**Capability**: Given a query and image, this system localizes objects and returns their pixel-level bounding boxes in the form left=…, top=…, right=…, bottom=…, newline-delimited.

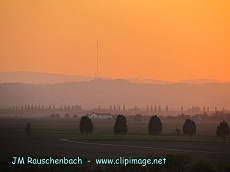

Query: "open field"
left=0, top=118, right=230, bottom=169
left=0, top=118, right=230, bottom=141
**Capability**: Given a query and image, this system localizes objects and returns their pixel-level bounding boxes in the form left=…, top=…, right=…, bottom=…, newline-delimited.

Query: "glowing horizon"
left=1, top=1, right=230, bottom=82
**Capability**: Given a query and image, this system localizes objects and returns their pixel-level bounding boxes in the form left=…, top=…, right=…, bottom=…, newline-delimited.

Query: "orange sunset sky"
left=0, top=0, right=230, bottom=82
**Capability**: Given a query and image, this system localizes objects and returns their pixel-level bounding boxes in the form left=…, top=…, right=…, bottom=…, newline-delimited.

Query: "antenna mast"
left=97, top=38, right=99, bottom=78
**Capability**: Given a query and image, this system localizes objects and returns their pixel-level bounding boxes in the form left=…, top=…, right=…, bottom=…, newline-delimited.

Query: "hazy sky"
left=1, top=0, right=230, bottom=82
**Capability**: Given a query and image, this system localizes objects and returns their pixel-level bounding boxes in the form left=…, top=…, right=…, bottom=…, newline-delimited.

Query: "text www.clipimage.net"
left=95, top=157, right=166, bottom=166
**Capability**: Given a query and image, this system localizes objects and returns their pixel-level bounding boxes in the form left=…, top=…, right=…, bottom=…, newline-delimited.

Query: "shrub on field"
left=176, top=128, right=181, bottom=135
left=133, top=114, right=142, bottom=122
left=73, top=114, right=78, bottom=118
left=50, top=113, right=60, bottom=118
left=64, top=113, right=70, bottom=118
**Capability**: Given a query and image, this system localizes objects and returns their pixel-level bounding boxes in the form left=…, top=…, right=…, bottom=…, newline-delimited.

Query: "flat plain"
left=0, top=118, right=230, bottom=166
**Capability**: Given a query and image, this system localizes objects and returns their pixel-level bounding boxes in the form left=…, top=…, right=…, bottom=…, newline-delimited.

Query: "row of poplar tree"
left=79, top=115, right=230, bottom=142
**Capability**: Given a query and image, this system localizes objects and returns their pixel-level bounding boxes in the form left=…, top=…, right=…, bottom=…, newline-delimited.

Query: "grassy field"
left=0, top=118, right=230, bottom=171
left=0, top=118, right=229, bottom=142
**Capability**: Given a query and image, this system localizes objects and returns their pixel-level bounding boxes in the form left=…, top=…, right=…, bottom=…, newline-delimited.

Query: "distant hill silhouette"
left=129, top=78, right=173, bottom=84
left=0, top=78, right=229, bottom=110
left=0, top=71, right=224, bottom=84
left=180, top=79, right=220, bottom=84
left=0, top=71, right=94, bottom=84
left=0, top=71, right=172, bottom=84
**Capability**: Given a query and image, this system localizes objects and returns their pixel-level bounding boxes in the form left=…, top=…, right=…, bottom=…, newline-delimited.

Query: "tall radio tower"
left=97, top=37, right=99, bottom=78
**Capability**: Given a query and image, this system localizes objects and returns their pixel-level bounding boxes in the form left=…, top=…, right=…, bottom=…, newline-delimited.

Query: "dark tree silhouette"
left=123, top=104, right=126, bottom=111
left=158, top=105, right=161, bottom=112
left=113, top=114, right=128, bottom=140
left=25, top=122, right=32, bottom=138
left=150, top=105, right=153, bottom=112
left=216, top=121, right=229, bottom=142
left=148, top=115, right=162, bottom=140
left=117, top=105, right=120, bottom=111
left=146, top=106, right=149, bottom=112
left=80, top=116, right=93, bottom=140
left=203, top=106, right=206, bottom=113
left=113, top=105, right=116, bottom=111
left=166, top=105, right=168, bottom=112
left=183, top=119, right=196, bottom=141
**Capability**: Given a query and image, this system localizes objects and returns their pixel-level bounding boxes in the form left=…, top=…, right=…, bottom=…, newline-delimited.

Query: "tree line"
left=79, top=114, right=230, bottom=142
